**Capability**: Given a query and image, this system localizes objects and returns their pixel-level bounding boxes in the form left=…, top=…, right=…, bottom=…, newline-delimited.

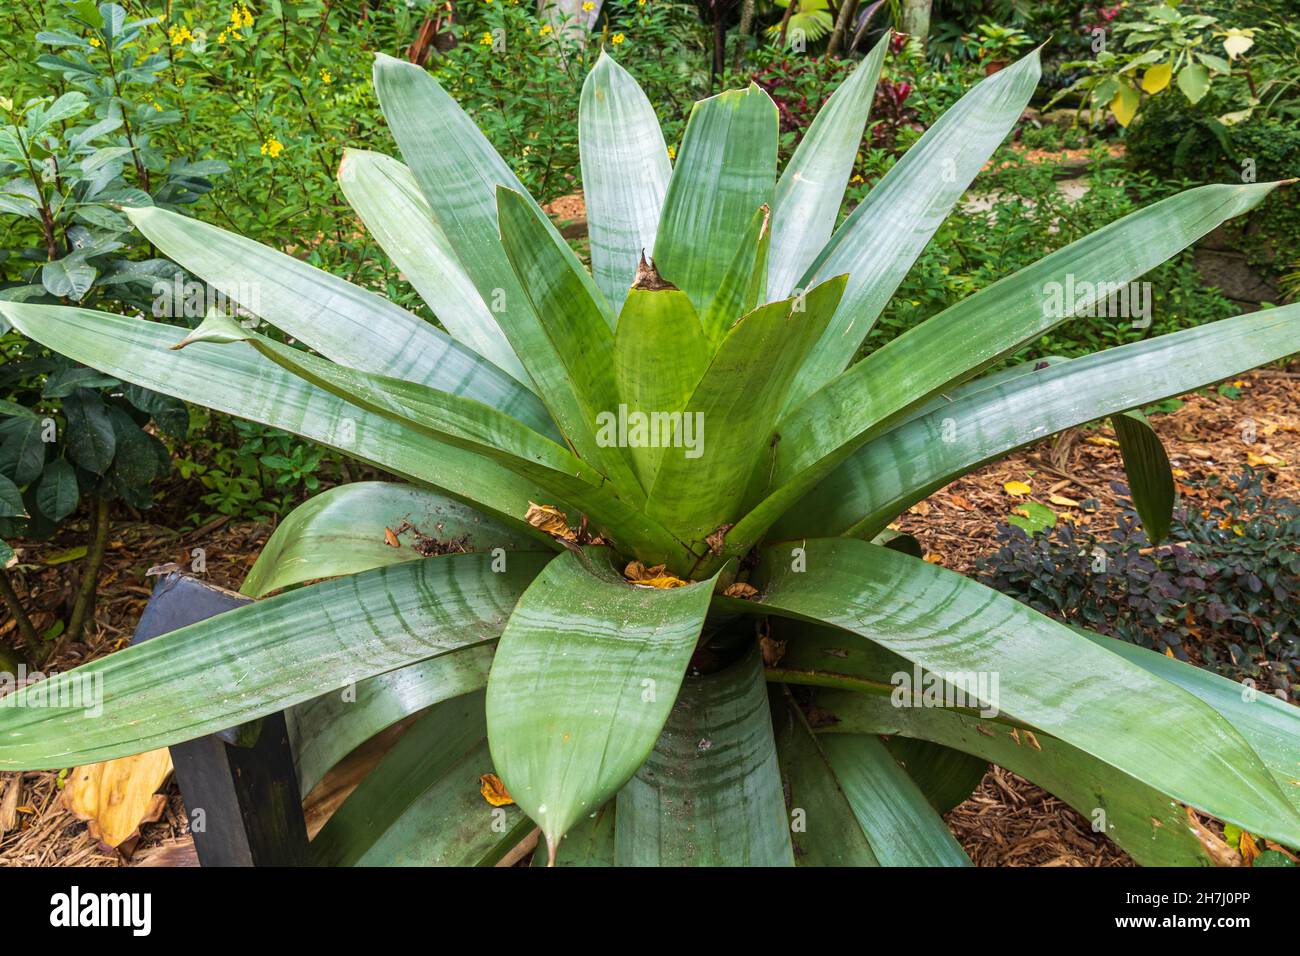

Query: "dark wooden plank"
left=132, top=570, right=309, bottom=866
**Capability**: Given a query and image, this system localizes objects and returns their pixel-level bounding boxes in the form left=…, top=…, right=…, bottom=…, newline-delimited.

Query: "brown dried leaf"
left=479, top=772, right=514, bottom=807
left=624, top=560, right=686, bottom=588
left=723, top=582, right=759, bottom=600
left=383, top=526, right=400, bottom=548
left=524, top=502, right=577, bottom=541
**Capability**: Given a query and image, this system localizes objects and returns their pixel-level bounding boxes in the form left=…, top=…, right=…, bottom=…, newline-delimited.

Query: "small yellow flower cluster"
left=319, top=68, right=332, bottom=83
left=88, top=36, right=101, bottom=48
left=582, top=1, right=594, bottom=9
left=539, top=23, right=553, bottom=35
left=218, top=4, right=254, bottom=45
left=479, top=31, right=494, bottom=46
left=667, top=144, right=676, bottom=160
left=612, top=32, right=624, bottom=44
left=168, top=24, right=195, bottom=46
left=260, top=137, right=285, bottom=158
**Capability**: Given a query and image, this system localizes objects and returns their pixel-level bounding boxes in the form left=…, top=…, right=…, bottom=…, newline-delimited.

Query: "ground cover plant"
left=2, top=12, right=1300, bottom=868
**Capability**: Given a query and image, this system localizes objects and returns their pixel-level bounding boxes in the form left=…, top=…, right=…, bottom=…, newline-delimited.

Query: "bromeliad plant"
left=2, top=35, right=1300, bottom=867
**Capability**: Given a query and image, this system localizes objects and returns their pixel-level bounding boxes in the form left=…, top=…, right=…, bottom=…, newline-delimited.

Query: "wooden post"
left=132, top=570, right=309, bottom=866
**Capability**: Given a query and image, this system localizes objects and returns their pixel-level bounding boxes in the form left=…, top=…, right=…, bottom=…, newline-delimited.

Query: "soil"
left=1, top=365, right=1296, bottom=868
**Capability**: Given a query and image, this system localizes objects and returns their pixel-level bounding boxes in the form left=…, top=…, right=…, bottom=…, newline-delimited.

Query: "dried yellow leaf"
left=1048, top=494, right=1080, bottom=508
left=1246, top=452, right=1283, bottom=466
left=624, top=560, right=686, bottom=588
left=723, top=582, right=759, bottom=600
left=1084, top=436, right=1120, bottom=448
left=63, top=749, right=173, bottom=853
left=524, top=501, right=577, bottom=541
left=1003, top=480, right=1032, bottom=496
left=383, top=526, right=400, bottom=548
left=479, top=772, right=514, bottom=807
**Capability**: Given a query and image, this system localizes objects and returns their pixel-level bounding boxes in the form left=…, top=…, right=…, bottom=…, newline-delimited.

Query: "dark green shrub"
left=978, top=468, right=1300, bottom=700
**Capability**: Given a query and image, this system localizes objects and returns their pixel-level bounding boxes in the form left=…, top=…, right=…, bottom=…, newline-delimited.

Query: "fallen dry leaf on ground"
left=63, top=750, right=173, bottom=856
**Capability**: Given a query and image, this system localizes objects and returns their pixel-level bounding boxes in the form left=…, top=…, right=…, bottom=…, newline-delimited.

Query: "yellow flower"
left=612, top=33, right=625, bottom=44
left=319, top=68, right=332, bottom=83
left=582, top=1, right=594, bottom=8
left=638, top=0, right=646, bottom=5
left=667, top=144, right=676, bottom=160
left=231, top=4, right=253, bottom=29
left=260, top=137, right=285, bottom=158
left=168, top=25, right=195, bottom=47
left=217, top=30, right=228, bottom=45
left=479, top=31, right=494, bottom=46
left=88, top=37, right=101, bottom=47
left=539, top=23, right=552, bottom=35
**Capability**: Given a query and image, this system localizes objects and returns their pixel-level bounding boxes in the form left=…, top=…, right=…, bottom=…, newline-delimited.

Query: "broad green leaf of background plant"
left=485, top=549, right=716, bottom=863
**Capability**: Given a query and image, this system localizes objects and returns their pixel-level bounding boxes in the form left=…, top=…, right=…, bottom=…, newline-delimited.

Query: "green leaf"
left=41, top=256, right=97, bottom=300
left=0, top=474, right=26, bottom=519
left=884, top=737, right=988, bottom=816
left=177, top=312, right=677, bottom=563
left=784, top=49, right=1041, bottom=408
left=819, top=733, right=972, bottom=866
left=770, top=686, right=880, bottom=865
left=646, top=275, right=846, bottom=547
left=0, top=551, right=551, bottom=769
left=336, top=149, right=528, bottom=386
left=776, top=306, right=1300, bottom=540
left=536, top=802, right=617, bottom=867
left=310, top=691, right=531, bottom=867
left=42, top=366, right=119, bottom=398
left=614, top=645, right=794, bottom=866
left=371, top=54, right=552, bottom=388
left=0, top=303, right=558, bottom=540
left=485, top=549, right=716, bottom=860
left=1075, top=628, right=1300, bottom=814
left=242, top=481, right=544, bottom=599
left=288, top=643, right=497, bottom=796
left=35, top=459, right=78, bottom=522
left=496, top=186, right=644, bottom=499
left=652, top=85, right=778, bottom=317
left=61, top=389, right=114, bottom=474
left=745, top=538, right=1300, bottom=848
left=1112, top=410, right=1174, bottom=545
left=814, top=690, right=1223, bottom=866
left=1007, top=500, right=1056, bottom=534
left=1177, top=63, right=1211, bottom=103
left=768, top=34, right=887, bottom=301
left=612, top=287, right=711, bottom=489
left=714, top=182, right=1282, bottom=569
left=580, top=51, right=672, bottom=312
left=125, top=206, right=543, bottom=423
left=0, top=416, right=47, bottom=486
left=698, top=204, right=771, bottom=345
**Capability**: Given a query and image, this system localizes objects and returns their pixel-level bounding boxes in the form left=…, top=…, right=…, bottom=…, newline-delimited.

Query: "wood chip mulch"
left=1, top=367, right=1296, bottom=867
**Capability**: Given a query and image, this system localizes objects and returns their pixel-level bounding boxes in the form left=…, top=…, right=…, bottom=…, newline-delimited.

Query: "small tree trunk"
left=0, top=569, right=38, bottom=662
left=733, top=0, right=755, bottom=69
left=61, top=495, right=110, bottom=655
left=776, top=0, right=796, bottom=48
left=900, top=0, right=931, bottom=47
left=711, top=14, right=727, bottom=91
left=827, top=0, right=858, bottom=57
